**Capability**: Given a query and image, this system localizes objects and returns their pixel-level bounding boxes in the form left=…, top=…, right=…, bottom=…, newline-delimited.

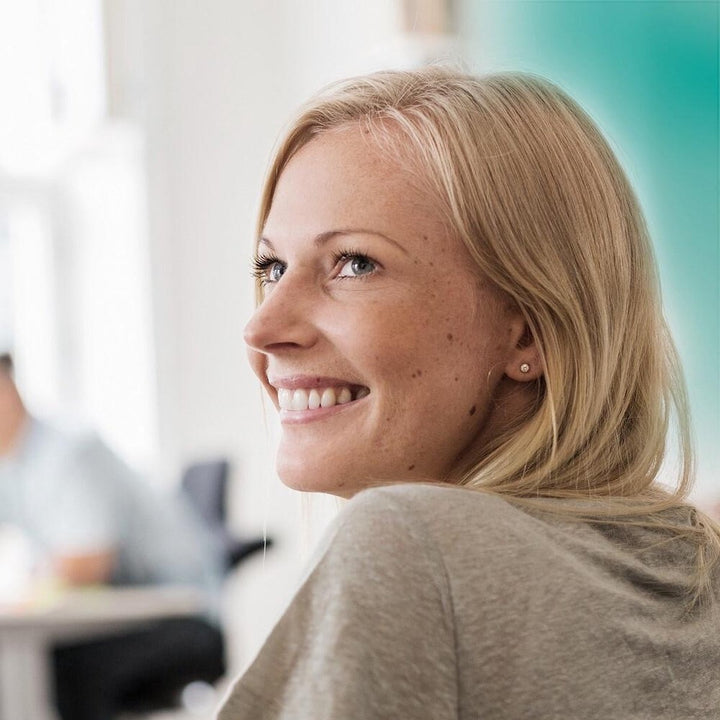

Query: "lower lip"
left=278, top=396, right=368, bottom=425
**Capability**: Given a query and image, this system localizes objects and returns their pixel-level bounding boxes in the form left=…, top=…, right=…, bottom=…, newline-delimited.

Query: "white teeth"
left=291, top=389, right=308, bottom=411
left=276, top=385, right=369, bottom=411
left=320, top=388, right=336, bottom=408
left=278, top=388, right=292, bottom=410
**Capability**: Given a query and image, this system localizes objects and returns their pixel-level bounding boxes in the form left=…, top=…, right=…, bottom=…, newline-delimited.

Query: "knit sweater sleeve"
left=218, top=487, right=458, bottom=720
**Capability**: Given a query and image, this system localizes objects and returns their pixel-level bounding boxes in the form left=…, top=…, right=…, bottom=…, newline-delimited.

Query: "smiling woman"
left=220, top=67, right=720, bottom=719
left=243, top=125, right=536, bottom=496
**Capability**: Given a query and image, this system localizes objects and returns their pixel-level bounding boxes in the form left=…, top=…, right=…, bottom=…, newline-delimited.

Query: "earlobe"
left=506, top=357, right=543, bottom=382
left=505, top=318, right=543, bottom=382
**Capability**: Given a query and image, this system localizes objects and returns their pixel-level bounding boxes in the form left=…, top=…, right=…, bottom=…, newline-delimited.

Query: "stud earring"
left=519, top=363, right=530, bottom=374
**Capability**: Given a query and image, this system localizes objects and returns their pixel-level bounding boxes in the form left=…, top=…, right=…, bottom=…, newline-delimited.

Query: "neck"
left=453, top=376, right=540, bottom=481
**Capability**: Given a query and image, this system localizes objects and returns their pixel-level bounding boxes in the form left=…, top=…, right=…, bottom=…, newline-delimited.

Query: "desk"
left=0, top=585, right=205, bottom=720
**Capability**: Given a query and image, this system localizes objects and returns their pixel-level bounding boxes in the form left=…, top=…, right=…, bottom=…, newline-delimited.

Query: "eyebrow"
left=258, top=229, right=408, bottom=254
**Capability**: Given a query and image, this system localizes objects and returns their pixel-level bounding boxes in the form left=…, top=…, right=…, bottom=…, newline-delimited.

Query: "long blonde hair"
left=256, top=66, right=720, bottom=598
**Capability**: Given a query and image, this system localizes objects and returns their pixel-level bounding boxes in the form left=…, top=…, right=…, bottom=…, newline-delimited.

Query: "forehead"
left=263, top=125, right=448, bottom=248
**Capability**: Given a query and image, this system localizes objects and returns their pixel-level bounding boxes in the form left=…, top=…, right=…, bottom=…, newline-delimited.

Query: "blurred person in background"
left=0, top=351, right=225, bottom=720
left=218, top=67, right=720, bottom=719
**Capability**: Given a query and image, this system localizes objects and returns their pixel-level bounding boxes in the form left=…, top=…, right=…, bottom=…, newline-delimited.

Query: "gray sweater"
left=219, top=484, right=720, bottom=719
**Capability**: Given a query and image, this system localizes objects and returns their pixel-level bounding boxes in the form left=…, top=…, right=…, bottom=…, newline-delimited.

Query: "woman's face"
left=245, top=125, right=531, bottom=497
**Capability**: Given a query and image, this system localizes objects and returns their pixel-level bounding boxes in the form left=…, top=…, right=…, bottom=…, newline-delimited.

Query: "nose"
left=243, top=274, right=319, bottom=354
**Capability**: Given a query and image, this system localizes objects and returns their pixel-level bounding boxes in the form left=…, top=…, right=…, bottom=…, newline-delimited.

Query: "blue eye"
left=268, top=262, right=285, bottom=282
left=251, top=254, right=286, bottom=285
left=337, top=254, right=376, bottom=278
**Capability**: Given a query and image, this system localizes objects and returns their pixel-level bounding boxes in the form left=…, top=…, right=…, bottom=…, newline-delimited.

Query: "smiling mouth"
left=278, top=386, right=370, bottom=411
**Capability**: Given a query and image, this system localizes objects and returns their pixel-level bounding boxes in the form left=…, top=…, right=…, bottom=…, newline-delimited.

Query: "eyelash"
left=250, top=248, right=377, bottom=284
left=332, top=248, right=377, bottom=278
left=251, top=253, right=282, bottom=285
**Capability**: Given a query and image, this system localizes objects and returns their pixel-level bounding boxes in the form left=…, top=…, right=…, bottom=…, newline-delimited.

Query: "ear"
left=503, top=315, right=543, bottom=382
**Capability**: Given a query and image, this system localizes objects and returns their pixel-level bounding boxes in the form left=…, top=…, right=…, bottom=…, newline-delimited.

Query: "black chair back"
left=181, top=459, right=230, bottom=527
left=180, top=458, right=273, bottom=572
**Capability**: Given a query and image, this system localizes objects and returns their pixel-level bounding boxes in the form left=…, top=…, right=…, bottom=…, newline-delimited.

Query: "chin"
left=276, top=461, right=363, bottom=497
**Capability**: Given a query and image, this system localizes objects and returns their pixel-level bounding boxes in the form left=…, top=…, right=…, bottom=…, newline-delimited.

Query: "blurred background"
left=0, top=0, right=717, bottom=716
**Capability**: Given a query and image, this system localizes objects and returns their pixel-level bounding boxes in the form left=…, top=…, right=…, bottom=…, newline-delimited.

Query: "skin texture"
left=244, top=125, right=540, bottom=497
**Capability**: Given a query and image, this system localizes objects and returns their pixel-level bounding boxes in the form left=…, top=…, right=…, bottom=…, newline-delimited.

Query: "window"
left=0, top=0, right=157, bottom=471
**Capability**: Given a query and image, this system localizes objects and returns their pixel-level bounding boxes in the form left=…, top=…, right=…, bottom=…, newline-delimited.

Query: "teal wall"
left=460, top=1, right=719, bottom=498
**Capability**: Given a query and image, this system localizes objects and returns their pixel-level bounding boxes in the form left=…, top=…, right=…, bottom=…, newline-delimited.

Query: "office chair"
left=181, top=458, right=273, bottom=570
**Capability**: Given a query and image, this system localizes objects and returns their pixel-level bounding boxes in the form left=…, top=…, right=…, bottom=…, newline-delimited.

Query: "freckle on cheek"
left=407, top=464, right=415, bottom=471
left=447, top=333, right=453, bottom=341
left=416, top=369, right=422, bottom=376
left=454, top=377, right=459, bottom=382
left=469, top=405, right=476, bottom=416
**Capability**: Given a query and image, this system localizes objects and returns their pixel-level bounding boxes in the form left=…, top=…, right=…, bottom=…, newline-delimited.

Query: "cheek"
left=371, top=322, right=491, bottom=412
left=401, top=319, right=504, bottom=420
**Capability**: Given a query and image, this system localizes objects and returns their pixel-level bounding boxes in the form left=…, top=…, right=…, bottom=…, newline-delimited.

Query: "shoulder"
left=300, top=485, right=490, bottom=607
left=336, top=482, right=532, bottom=545
left=23, top=418, right=115, bottom=472
left=324, top=484, right=588, bottom=587
left=348, top=481, right=526, bottom=515
left=279, top=485, right=465, bottom=655
left=320, top=483, right=465, bottom=555
left=311, top=483, right=532, bottom=586
left=221, top=497, right=460, bottom=720
left=65, top=430, right=143, bottom=494
left=27, top=421, right=144, bottom=505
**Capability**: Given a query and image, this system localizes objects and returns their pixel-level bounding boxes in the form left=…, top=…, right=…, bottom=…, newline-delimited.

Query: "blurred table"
left=0, top=585, right=205, bottom=720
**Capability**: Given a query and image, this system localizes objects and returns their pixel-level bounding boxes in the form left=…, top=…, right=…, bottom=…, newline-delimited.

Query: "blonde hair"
left=255, top=66, right=720, bottom=599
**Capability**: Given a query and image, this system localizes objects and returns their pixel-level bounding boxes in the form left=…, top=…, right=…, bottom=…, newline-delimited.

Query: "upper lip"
left=268, top=375, right=367, bottom=390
